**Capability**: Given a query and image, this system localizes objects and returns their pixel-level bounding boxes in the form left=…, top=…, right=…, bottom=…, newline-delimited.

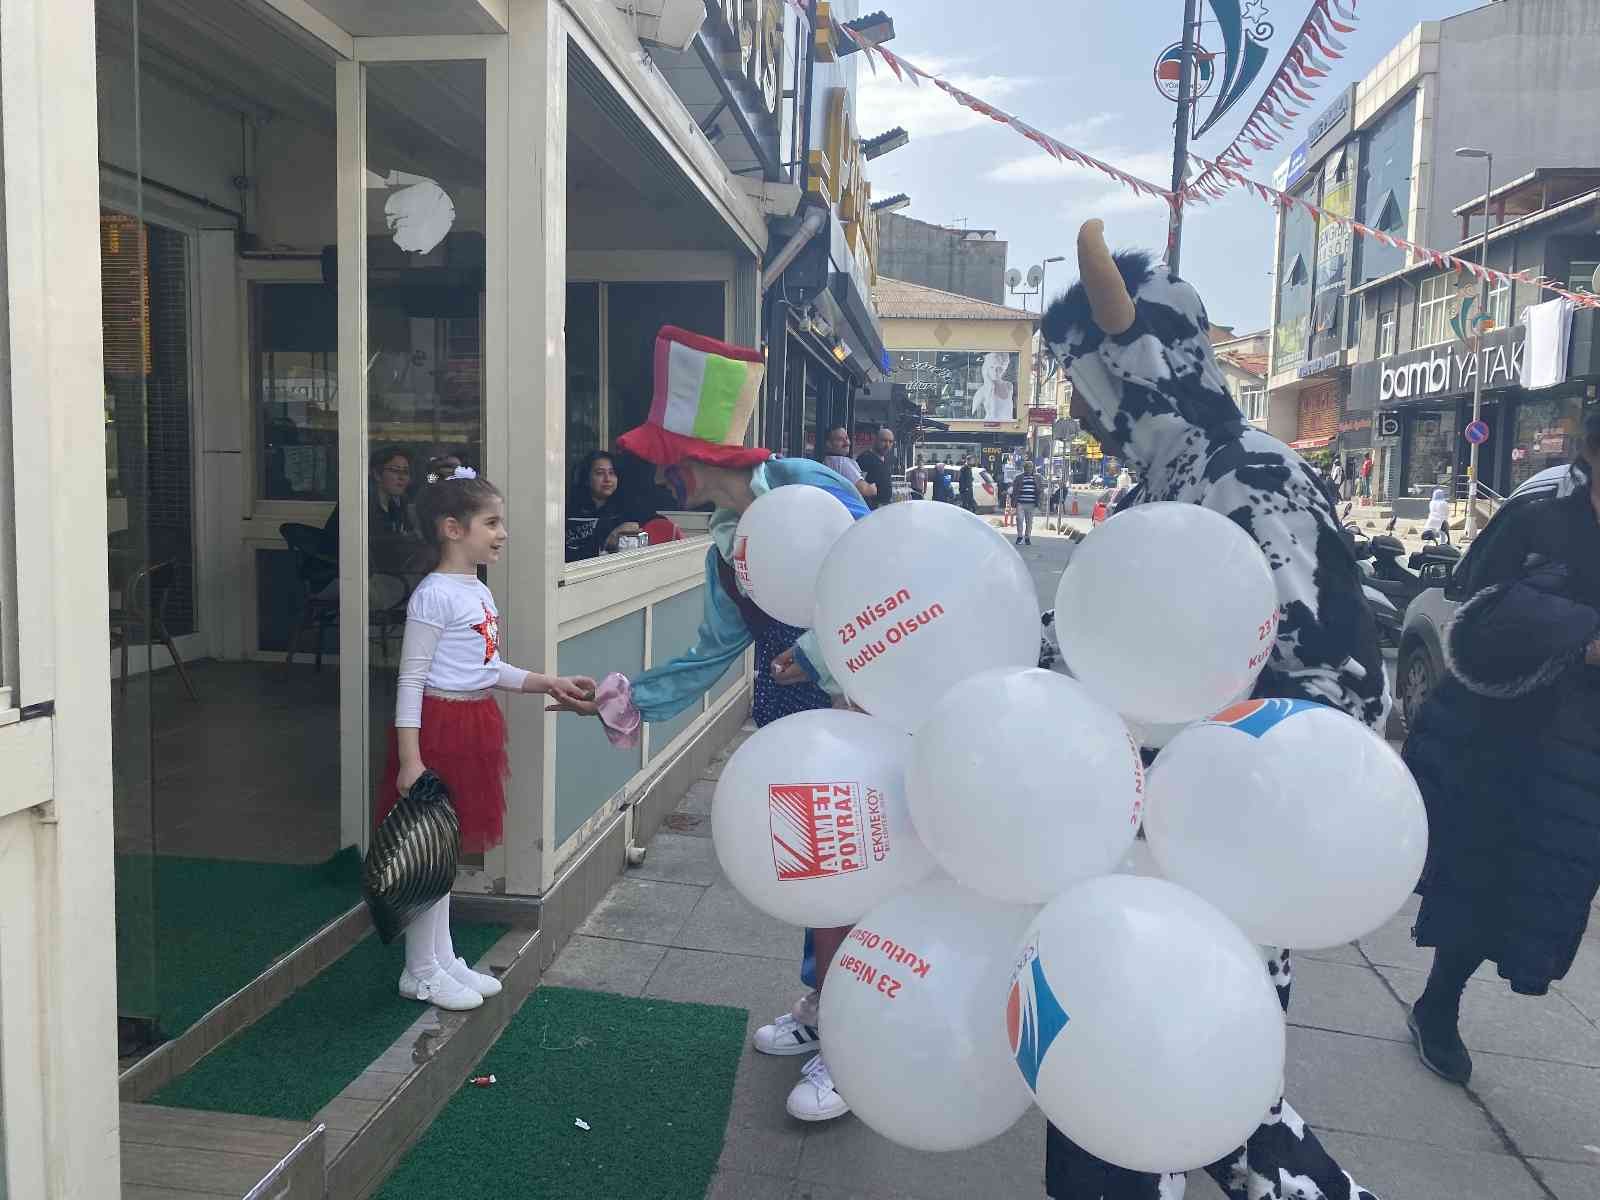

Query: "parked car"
left=1397, top=464, right=1575, bottom=731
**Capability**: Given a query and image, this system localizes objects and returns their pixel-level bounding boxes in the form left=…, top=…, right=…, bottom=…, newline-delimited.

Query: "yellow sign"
left=809, top=87, right=877, bottom=286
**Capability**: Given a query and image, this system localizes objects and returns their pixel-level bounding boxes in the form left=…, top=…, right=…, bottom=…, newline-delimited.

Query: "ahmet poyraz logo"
left=1007, top=944, right=1069, bottom=1093
left=1206, top=697, right=1319, bottom=739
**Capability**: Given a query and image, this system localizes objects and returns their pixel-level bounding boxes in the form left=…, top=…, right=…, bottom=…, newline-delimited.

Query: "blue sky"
left=858, top=1, right=1474, bottom=332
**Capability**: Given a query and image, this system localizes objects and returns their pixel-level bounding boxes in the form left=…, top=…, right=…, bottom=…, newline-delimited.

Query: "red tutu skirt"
left=378, top=693, right=509, bottom=854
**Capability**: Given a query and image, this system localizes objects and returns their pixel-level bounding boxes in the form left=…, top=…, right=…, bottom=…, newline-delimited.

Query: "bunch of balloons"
left=712, top=494, right=1428, bottom=1171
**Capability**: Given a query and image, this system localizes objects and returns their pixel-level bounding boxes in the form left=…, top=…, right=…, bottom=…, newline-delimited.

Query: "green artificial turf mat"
left=376, top=987, right=747, bottom=1200
left=116, top=849, right=363, bottom=1035
left=152, top=922, right=507, bottom=1120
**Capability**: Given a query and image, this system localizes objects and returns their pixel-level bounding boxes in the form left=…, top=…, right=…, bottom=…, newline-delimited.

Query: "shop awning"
left=1290, top=436, right=1333, bottom=450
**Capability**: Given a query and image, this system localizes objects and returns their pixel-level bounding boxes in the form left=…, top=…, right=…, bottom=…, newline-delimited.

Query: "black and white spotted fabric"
left=1040, top=251, right=1388, bottom=729
left=1040, top=254, right=1384, bottom=1200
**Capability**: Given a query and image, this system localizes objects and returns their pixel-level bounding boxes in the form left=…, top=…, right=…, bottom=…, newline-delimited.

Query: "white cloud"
left=985, top=147, right=1171, bottom=186
left=854, top=54, right=1030, bottom=139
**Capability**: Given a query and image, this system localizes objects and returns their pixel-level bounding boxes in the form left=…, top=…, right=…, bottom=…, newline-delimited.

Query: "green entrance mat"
left=152, top=922, right=507, bottom=1121
left=116, top=849, right=363, bottom=1036
left=377, top=988, right=747, bottom=1200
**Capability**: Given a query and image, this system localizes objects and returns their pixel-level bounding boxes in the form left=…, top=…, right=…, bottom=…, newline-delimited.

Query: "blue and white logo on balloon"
left=1007, top=943, right=1069, bottom=1093
left=1205, top=697, right=1319, bottom=739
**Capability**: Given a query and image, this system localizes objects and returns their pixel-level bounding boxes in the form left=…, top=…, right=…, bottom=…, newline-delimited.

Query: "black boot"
left=1408, top=1001, right=1472, bottom=1084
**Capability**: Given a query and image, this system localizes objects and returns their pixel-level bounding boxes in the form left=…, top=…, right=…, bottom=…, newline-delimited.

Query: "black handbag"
left=362, top=770, right=461, bottom=944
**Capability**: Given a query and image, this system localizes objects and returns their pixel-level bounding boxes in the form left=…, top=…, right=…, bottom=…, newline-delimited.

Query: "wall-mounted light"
left=863, top=127, right=910, bottom=160
left=871, top=193, right=910, bottom=214
left=838, top=11, right=896, bottom=55
left=831, top=340, right=850, bottom=364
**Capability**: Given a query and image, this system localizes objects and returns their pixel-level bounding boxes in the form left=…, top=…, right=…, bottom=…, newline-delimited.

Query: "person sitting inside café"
left=566, top=449, right=682, bottom=562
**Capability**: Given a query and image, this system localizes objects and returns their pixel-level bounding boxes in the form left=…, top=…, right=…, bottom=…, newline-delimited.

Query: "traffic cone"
left=1070, top=498, right=1080, bottom=516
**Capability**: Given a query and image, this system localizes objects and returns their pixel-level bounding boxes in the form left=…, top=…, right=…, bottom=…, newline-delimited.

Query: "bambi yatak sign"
left=1350, top=326, right=1525, bottom=411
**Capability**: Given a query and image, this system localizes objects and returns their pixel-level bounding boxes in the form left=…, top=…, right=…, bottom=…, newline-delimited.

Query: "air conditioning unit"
left=622, top=0, right=704, bottom=52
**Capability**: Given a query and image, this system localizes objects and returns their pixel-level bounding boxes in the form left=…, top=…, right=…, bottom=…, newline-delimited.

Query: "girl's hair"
left=415, top=469, right=502, bottom=550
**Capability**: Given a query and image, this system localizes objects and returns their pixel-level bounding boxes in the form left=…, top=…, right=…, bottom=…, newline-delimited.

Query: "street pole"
left=1465, top=153, right=1493, bottom=540
left=1166, top=0, right=1201, bottom=275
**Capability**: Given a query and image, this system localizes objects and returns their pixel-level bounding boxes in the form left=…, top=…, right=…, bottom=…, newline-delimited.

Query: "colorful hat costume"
left=616, top=326, right=770, bottom=469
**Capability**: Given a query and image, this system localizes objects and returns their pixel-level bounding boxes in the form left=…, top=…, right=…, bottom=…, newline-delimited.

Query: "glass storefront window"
left=1404, top=409, right=1456, bottom=498
left=888, top=350, right=1020, bottom=423
left=1509, top=393, right=1583, bottom=491
left=567, top=283, right=601, bottom=480
left=1355, top=92, right=1416, bottom=285
left=255, top=283, right=338, bottom=501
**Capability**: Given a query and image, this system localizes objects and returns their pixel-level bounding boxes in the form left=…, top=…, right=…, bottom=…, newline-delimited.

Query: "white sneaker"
left=399, top=967, right=483, bottom=1011
left=445, top=956, right=503, bottom=998
left=753, top=1011, right=821, bottom=1056
left=786, top=1054, right=849, bottom=1122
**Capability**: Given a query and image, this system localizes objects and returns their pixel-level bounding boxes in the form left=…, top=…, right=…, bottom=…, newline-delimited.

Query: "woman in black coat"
left=1403, top=411, right=1600, bottom=1086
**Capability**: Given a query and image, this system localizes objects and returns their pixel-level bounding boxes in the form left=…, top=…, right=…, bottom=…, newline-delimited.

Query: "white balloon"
left=1010, top=875, right=1284, bottom=1173
left=813, top=503, right=1040, bottom=732
left=1115, top=837, right=1163, bottom=878
left=711, top=709, right=936, bottom=927
left=733, top=486, right=855, bottom=628
left=821, top=876, right=1038, bottom=1151
left=909, top=669, right=1144, bottom=904
left=1144, top=698, right=1429, bottom=949
left=1054, top=503, right=1278, bottom=725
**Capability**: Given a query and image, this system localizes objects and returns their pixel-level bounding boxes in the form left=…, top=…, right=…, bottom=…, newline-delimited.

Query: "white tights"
left=403, top=894, right=459, bottom=979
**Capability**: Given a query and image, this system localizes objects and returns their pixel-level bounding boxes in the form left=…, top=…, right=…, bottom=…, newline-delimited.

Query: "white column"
left=0, top=0, right=121, bottom=1193
left=335, top=59, right=372, bottom=851
left=504, top=0, right=566, bottom=895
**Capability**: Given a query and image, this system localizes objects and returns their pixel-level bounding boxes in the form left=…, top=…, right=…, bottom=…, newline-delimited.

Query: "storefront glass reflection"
left=889, top=350, right=1020, bottom=423
left=1510, top=393, right=1583, bottom=490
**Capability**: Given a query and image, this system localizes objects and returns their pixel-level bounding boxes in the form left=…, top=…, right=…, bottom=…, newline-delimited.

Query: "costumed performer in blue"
left=589, top=325, right=869, bottom=1125
left=1037, top=222, right=1387, bottom=1200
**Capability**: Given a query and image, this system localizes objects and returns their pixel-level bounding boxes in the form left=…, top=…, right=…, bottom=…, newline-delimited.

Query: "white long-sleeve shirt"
left=394, top=572, right=529, bottom=728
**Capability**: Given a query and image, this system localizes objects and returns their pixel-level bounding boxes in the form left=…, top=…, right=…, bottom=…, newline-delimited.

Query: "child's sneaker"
left=786, top=1053, right=850, bottom=1122
left=753, top=1011, right=821, bottom=1056
left=445, top=956, right=503, bottom=998
left=399, top=967, right=483, bottom=1011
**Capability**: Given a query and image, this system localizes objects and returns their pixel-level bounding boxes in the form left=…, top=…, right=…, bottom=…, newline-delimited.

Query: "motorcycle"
left=1344, top=521, right=1460, bottom=648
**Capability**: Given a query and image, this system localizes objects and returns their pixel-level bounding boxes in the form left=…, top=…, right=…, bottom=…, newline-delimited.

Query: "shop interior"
left=101, top=0, right=753, bottom=1063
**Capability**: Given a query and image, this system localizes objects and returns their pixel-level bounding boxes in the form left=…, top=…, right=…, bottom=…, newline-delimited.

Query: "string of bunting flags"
left=797, top=0, right=1600, bottom=311
left=1188, top=149, right=1600, bottom=309
left=1184, top=0, right=1359, bottom=203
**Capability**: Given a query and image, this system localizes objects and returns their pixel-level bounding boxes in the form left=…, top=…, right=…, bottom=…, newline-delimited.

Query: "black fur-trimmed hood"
left=1446, top=563, right=1600, bottom=700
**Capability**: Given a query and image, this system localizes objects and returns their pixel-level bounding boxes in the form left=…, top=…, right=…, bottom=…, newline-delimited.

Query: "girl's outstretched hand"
left=540, top=673, right=600, bottom=714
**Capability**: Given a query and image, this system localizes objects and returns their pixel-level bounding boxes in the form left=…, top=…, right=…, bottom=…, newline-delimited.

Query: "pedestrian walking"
left=1036, top=219, right=1385, bottom=1199
left=1360, top=452, right=1374, bottom=499
left=1330, top=458, right=1345, bottom=500
left=1401, top=412, right=1600, bottom=1087
left=958, top=456, right=978, bottom=512
left=1012, top=459, right=1041, bottom=546
left=584, top=327, right=869, bottom=1125
left=381, top=467, right=596, bottom=1013
left=932, top=460, right=956, bottom=504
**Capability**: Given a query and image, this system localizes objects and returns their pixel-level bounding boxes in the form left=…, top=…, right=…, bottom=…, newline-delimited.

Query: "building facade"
left=1263, top=0, right=1600, bottom=495
left=1346, top=170, right=1600, bottom=503
left=874, top=212, right=1008, bottom=305
left=0, top=0, right=882, bottom=1193
left=872, top=277, right=1036, bottom=473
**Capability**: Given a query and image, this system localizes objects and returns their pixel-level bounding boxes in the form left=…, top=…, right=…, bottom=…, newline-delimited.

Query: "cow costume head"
left=1038, top=221, right=1388, bottom=731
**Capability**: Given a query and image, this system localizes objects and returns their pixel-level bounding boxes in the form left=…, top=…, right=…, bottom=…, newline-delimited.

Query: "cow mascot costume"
left=1038, top=221, right=1387, bottom=1200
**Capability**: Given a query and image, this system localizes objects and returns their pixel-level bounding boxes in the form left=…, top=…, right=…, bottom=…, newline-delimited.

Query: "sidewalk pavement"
left=543, top=724, right=1600, bottom=1200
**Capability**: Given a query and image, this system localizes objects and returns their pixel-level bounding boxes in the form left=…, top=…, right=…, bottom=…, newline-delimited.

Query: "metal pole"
left=1465, top=154, right=1493, bottom=539
left=1166, top=0, right=1201, bottom=275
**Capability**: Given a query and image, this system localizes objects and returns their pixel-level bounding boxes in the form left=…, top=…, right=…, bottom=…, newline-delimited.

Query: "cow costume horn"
left=1077, top=220, right=1135, bottom=335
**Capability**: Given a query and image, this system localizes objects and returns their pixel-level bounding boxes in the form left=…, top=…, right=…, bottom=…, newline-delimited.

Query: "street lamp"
left=1455, top=146, right=1493, bottom=539
left=1032, top=256, right=1066, bottom=460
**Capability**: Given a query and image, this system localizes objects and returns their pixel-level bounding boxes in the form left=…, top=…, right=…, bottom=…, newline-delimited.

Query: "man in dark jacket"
left=958, top=456, right=977, bottom=511
left=856, top=427, right=896, bottom=510
left=1402, top=415, right=1600, bottom=1087
left=931, top=461, right=956, bottom=504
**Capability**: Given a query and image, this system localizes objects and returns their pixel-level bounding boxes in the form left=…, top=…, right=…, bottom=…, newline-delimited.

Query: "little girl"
left=378, top=465, right=595, bottom=1011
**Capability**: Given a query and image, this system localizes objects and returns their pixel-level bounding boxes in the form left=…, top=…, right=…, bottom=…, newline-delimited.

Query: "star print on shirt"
left=470, top=603, right=500, bottom=665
